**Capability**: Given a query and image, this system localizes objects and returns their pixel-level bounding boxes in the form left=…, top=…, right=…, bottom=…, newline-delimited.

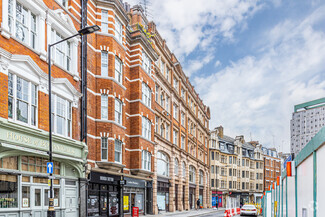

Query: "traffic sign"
left=47, top=162, right=53, bottom=174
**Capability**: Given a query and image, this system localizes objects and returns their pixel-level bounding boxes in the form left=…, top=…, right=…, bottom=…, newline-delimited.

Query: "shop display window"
left=0, top=174, right=18, bottom=208
left=21, top=156, right=60, bottom=175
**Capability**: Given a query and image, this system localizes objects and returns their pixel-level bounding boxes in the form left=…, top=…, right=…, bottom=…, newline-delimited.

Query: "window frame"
left=142, top=82, right=152, bottom=108
left=101, top=51, right=108, bottom=77
left=101, top=94, right=108, bottom=120
left=142, top=116, right=152, bottom=140
left=114, top=139, right=122, bottom=164
left=114, top=17, right=123, bottom=43
left=142, top=150, right=151, bottom=171
left=101, top=10, right=108, bottom=33
left=115, top=56, right=123, bottom=84
left=101, top=137, right=108, bottom=161
left=52, top=94, right=72, bottom=138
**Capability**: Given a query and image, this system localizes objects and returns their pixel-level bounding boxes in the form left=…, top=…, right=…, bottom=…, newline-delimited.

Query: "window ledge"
left=130, top=169, right=153, bottom=177
left=96, top=161, right=125, bottom=171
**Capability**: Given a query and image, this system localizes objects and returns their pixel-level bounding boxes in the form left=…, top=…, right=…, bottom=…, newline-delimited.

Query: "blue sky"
left=129, top=0, right=325, bottom=152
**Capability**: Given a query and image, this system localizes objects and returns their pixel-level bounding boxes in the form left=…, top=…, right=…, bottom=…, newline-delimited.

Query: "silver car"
left=240, top=204, right=257, bottom=216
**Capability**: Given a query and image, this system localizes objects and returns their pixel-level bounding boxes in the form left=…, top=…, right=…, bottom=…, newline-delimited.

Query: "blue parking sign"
left=47, top=162, right=53, bottom=174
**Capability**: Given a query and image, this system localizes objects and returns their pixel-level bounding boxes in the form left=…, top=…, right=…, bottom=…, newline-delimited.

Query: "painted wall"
left=317, top=144, right=325, bottom=217
left=283, top=177, right=286, bottom=217
left=287, top=177, right=296, bottom=217
left=297, top=155, right=313, bottom=217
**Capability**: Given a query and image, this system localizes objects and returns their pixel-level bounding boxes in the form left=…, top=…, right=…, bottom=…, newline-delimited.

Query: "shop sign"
left=132, top=207, right=139, bottom=217
left=123, top=195, right=129, bottom=211
left=2, top=130, right=82, bottom=158
left=124, top=177, right=145, bottom=188
left=91, top=172, right=119, bottom=184
left=120, top=180, right=126, bottom=185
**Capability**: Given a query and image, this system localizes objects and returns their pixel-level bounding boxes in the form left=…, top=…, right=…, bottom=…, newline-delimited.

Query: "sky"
left=128, top=0, right=325, bottom=152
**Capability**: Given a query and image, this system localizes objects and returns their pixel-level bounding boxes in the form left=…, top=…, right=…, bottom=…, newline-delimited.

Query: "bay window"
left=101, top=10, right=108, bottom=33
left=8, top=0, right=37, bottom=49
left=142, top=117, right=151, bottom=140
left=115, top=18, right=123, bottom=43
left=52, top=95, right=72, bottom=137
left=115, top=99, right=122, bottom=124
left=142, top=82, right=151, bottom=107
left=115, top=140, right=122, bottom=163
left=8, top=72, right=37, bottom=126
left=142, top=150, right=151, bottom=171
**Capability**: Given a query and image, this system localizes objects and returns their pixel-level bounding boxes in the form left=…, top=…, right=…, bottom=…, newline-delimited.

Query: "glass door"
left=31, top=186, right=45, bottom=217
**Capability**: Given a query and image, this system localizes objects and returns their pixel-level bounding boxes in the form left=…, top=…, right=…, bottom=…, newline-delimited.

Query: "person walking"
left=196, top=199, right=200, bottom=210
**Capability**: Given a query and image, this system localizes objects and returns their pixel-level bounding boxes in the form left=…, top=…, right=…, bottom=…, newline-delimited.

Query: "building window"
left=181, top=135, right=185, bottom=149
left=229, top=181, right=232, bottom=189
left=211, top=179, right=214, bottom=187
left=157, top=151, right=169, bottom=177
left=181, top=88, right=185, bottom=99
left=57, top=0, right=67, bottom=7
left=229, top=168, right=232, bottom=176
left=8, top=73, right=37, bottom=126
left=174, top=158, right=179, bottom=175
left=51, top=29, right=71, bottom=71
left=166, top=67, right=170, bottom=81
left=199, top=170, right=204, bottom=185
left=181, top=112, right=185, bottom=126
left=189, top=166, right=196, bottom=183
left=211, top=165, right=214, bottom=173
left=101, top=10, right=108, bottom=33
left=160, top=93, right=165, bottom=107
left=166, top=124, right=170, bottom=140
left=166, top=96, right=169, bottom=112
left=0, top=174, right=18, bottom=208
left=173, top=104, right=178, bottom=120
left=142, top=82, right=152, bottom=107
left=101, top=95, right=108, bottom=119
left=142, top=117, right=151, bottom=140
left=155, top=116, right=159, bottom=133
left=160, top=124, right=165, bottom=138
left=173, top=77, right=178, bottom=90
left=115, top=99, right=122, bottom=124
left=115, top=140, right=122, bottom=163
left=142, top=150, right=151, bottom=171
left=8, top=1, right=37, bottom=49
left=155, top=85, right=159, bottom=102
left=115, top=17, right=123, bottom=43
left=52, top=95, right=72, bottom=137
left=101, top=51, right=108, bottom=76
left=115, top=56, right=123, bottom=84
left=142, top=51, right=151, bottom=74
left=182, top=162, right=186, bottom=177
left=229, top=156, right=232, bottom=164
left=173, top=130, right=178, bottom=145
left=101, top=137, right=108, bottom=160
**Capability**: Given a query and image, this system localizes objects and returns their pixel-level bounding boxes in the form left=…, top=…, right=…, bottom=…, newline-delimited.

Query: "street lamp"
left=47, top=25, right=100, bottom=217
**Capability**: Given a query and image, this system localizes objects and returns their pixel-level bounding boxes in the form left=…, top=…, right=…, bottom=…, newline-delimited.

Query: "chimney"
left=216, top=126, right=224, bottom=138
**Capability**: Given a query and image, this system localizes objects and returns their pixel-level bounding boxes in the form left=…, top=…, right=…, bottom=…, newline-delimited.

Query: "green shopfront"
left=0, top=118, right=88, bottom=217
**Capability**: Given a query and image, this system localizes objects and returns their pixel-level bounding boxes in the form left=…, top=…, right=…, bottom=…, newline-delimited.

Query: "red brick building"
left=262, top=148, right=281, bottom=191
left=0, top=0, right=87, bottom=216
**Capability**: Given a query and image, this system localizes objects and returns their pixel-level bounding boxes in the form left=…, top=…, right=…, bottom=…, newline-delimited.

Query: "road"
left=199, top=213, right=260, bottom=217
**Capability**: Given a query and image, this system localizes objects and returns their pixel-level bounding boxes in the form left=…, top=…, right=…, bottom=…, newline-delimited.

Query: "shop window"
left=21, top=156, right=60, bottom=175
left=8, top=72, right=37, bottom=126
left=8, top=0, right=37, bottom=49
left=22, top=186, right=30, bottom=207
left=0, top=156, right=18, bottom=170
left=0, top=174, right=18, bottom=208
left=44, top=188, right=60, bottom=207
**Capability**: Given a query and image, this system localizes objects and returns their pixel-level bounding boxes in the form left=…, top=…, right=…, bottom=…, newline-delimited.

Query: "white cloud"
left=128, top=0, right=263, bottom=60
left=194, top=6, right=325, bottom=152
left=215, top=60, right=221, bottom=67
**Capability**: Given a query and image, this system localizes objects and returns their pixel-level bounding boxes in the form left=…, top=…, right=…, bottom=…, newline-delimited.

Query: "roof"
left=218, top=135, right=235, bottom=143
left=294, top=97, right=325, bottom=112
left=242, top=142, right=255, bottom=150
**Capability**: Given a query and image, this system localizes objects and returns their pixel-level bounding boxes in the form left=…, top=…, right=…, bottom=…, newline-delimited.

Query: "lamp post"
left=47, top=25, right=100, bottom=217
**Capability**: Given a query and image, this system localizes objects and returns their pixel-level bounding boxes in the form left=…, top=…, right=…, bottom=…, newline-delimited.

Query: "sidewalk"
left=146, top=208, right=226, bottom=217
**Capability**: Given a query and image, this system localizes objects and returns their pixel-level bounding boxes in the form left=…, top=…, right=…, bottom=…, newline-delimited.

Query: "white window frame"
left=57, top=0, right=68, bottom=8
left=8, top=72, right=38, bottom=127
left=52, top=94, right=72, bottom=138
left=173, top=104, right=178, bottom=120
left=142, top=116, right=151, bottom=140
left=166, top=124, right=170, bottom=140
left=101, top=10, right=108, bottom=33
left=115, top=98, right=122, bottom=125
left=181, top=112, right=185, bottom=126
left=51, top=28, right=72, bottom=72
left=114, top=17, right=123, bottom=43
left=101, top=137, right=108, bottom=160
left=101, top=51, right=108, bottom=77
left=157, top=151, right=169, bottom=177
left=142, top=51, right=151, bottom=75
left=155, top=116, right=159, bottom=133
left=142, top=150, right=151, bottom=171
left=142, top=82, right=152, bottom=107
left=181, top=135, right=185, bottom=149
left=174, top=158, right=179, bottom=175
left=155, top=85, right=159, bottom=102
left=8, top=0, right=38, bottom=49
left=173, top=129, right=178, bottom=145
left=114, top=139, right=122, bottom=163
left=166, top=96, right=169, bottom=112
left=115, top=56, right=123, bottom=84
left=182, top=162, right=186, bottom=177
left=101, top=94, right=108, bottom=119
left=189, top=166, right=196, bottom=183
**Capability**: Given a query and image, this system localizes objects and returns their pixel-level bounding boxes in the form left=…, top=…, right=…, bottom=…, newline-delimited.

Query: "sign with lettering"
left=132, top=207, right=139, bottom=217
left=90, top=172, right=120, bottom=184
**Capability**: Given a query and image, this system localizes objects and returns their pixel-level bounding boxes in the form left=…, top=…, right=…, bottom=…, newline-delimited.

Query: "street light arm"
left=49, top=33, right=80, bottom=47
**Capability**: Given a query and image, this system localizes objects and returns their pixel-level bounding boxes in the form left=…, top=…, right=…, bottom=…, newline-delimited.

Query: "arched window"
left=174, top=158, right=179, bottom=176
left=189, top=165, right=196, bottom=183
left=157, top=151, right=169, bottom=177
left=182, top=162, right=186, bottom=177
left=199, top=170, right=204, bottom=185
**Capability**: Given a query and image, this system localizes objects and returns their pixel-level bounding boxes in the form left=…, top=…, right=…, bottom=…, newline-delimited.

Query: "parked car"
left=240, top=204, right=257, bottom=216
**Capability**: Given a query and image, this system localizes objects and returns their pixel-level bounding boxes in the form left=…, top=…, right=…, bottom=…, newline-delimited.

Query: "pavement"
left=146, top=208, right=226, bottom=217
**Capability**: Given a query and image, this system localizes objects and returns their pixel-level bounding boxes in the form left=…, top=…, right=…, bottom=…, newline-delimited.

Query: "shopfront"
left=199, top=187, right=203, bottom=207
left=87, top=171, right=121, bottom=217
left=240, top=193, right=249, bottom=205
left=157, top=180, right=169, bottom=211
left=123, top=177, right=146, bottom=215
left=189, top=184, right=196, bottom=209
left=212, top=191, right=223, bottom=208
left=0, top=119, right=87, bottom=217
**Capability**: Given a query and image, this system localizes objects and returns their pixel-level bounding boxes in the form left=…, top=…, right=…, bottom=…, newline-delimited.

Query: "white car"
left=240, top=204, right=257, bottom=216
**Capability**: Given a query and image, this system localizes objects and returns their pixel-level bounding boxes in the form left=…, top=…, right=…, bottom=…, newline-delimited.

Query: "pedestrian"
left=196, top=199, right=200, bottom=210
left=216, top=200, right=219, bottom=210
